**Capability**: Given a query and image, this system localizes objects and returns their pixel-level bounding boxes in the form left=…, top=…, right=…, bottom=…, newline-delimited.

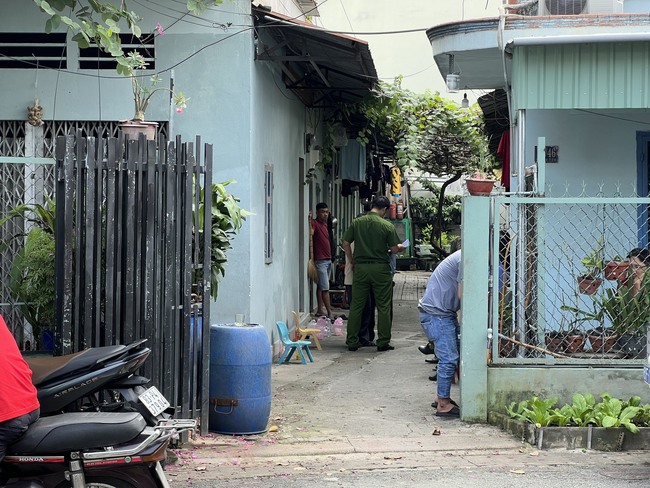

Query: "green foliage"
left=506, top=396, right=558, bottom=427
left=506, top=392, right=649, bottom=432
left=561, top=275, right=650, bottom=335
left=119, top=51, right=189, bottom=120
left=347, top=78, right=490, bottom=176
left=0, top=199, right=57, bottom=334
left=195, top=180, right=252, bottom=300
left=592, top=393, right=640, bottom=433
left=10, top=228, right=56, bottom=330
left=580, top=236, right=605, bottom=278
left=33, top=0, right=224, bottom=118
left=566, top=393, right=596, bottom=426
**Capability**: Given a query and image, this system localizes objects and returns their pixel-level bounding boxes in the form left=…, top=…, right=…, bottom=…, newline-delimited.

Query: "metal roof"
left=253, top=7, right=378, bottom=108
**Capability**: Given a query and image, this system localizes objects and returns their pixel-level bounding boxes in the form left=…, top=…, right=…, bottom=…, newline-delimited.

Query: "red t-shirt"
left=311, top=219, right=331, bottom=260
left=0, top=315, right=40, bottom=422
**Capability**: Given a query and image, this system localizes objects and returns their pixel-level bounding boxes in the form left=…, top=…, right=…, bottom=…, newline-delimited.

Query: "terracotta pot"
left=465, top=178, right=496, bottom=196
left=545, top=333, right=566, bottom=353
left=565, top=334, right=586, bottom=353
left=589, top=334, right=618, bottom=353
left=119, top=120, right=158, bottom=141
left=577, top=276, right=602, bottom=295
left=604, top=261, right=629, bottom=281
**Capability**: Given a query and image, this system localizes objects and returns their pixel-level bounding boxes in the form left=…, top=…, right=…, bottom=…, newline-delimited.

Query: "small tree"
left=346, top=78, right=492, bottom=252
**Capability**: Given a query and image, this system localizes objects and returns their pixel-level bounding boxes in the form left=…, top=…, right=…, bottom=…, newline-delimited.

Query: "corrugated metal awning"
left=253, top=7, right=378, bottom=108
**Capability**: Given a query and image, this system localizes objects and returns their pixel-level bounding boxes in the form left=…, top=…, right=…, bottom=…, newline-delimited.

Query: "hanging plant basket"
left=465, top=178, right=497, bottom=196
left=577, top=275, right=602, bottom=295
left=604, top=261, right=629, bottom=281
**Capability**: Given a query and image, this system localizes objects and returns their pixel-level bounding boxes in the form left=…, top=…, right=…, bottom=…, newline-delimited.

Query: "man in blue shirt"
left=418, top=250, right=462, bottom=417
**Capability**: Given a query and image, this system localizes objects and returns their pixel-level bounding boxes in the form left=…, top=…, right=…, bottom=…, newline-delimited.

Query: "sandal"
left=435, top=405, right=460, bottom=417
left=431, top=399, right=459, bottom=409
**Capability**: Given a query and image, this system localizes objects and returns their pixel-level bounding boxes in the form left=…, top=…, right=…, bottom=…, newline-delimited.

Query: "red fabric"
left=0, top=315, right=39, bottom=422
left=311, top=219, right=331, bottom=260
left=497, top=130, right=510, bottom=191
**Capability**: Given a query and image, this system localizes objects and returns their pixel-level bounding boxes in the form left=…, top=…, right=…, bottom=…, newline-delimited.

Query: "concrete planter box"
left=489, top=411, right=650, bottom=451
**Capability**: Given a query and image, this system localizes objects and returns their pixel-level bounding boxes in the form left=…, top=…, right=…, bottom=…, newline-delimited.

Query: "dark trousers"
left=346, top=263, right=393, bottom=348
left=0, top=408, right=40, bottom=462
left=346, top=285, right=376, bottom=344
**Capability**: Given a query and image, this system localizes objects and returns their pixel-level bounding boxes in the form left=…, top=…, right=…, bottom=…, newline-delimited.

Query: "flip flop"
left=431, top=399, right=459, bottom=409
left=435, top=405, right=460, bottom=417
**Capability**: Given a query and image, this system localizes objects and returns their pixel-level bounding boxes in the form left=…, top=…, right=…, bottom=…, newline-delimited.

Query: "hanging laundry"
left=340, top=139, right=366, bottom=182
left=497, top=130, right=510, bottom=191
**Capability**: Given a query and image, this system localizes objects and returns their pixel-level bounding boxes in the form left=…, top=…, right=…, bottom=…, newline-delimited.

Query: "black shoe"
left=418, top=342, right=435, bottom=355
left=377, top=344, right=395, bottom=351
left=425, top=357, right=439, bottom=364
left=429, top=373, right=437, bottom=381
left=348, top=346, right=359, bottom=351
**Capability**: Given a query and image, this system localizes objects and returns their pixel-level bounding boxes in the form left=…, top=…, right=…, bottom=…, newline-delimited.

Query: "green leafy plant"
left=506, top=396, right=559, bottom=427
left=579, top=236, right=605, bottom=279
left=592, top=393, right=641, bottom=433
left=562, top=276, right=650, bottom=335
left=566, top=393, right=596, bottom=426
left=0, top=199, right=57, bottom=337
left=34, top=0, right=225, bottom=65
left=195, top=180, right=252, bottom=300
left=117, top=51, right=188, bottom=121
left=506, top=392, right=650, bottom=432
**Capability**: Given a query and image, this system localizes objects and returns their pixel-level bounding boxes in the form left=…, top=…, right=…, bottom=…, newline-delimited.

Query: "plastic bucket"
left=209, top=323, right=271, bottom=434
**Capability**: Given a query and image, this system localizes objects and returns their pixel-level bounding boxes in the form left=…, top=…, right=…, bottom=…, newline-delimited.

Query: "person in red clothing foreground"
left=0, top=314, right=40, bottom=462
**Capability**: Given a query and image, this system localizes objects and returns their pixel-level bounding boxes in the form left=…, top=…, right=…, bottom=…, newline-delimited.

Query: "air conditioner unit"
left=538, top=0, right=623, bottom=14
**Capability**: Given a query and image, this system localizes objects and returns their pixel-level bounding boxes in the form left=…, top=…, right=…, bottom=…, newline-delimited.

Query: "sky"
left=314, top=0, right=503, bottom=104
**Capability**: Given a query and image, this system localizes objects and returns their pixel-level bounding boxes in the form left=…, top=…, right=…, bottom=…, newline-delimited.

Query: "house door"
left=636, top=132, right=650, bottom=247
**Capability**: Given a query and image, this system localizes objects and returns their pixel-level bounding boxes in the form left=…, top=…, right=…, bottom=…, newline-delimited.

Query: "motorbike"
left=2, top=410, right=193, bottom=488
left=26, top=340, right=187, bottom=429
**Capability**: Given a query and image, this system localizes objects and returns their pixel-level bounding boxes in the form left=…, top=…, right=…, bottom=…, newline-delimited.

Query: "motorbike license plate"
left=139, top=386, right=171, bottom=416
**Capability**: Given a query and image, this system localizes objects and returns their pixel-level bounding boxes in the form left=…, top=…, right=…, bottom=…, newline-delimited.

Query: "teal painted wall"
left=513, top=43, right=650, bottom=110
left=462, top=195, right=650, bottom=420
left=0, top=1, right=318, bottom=342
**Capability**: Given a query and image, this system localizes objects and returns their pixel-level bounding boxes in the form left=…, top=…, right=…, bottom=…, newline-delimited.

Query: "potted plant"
left=465, top=149, right=498, bottom=196
left=577, top=237, right=604, bottom=294
left=604, top=255, right=629, bottom=281
left=115, top=51, right=189, bottom=140
left=0, top=199, right=57, bottom=350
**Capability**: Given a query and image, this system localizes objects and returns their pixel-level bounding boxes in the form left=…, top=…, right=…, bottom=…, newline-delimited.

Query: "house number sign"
left=534, top=145, right=559, bottom=164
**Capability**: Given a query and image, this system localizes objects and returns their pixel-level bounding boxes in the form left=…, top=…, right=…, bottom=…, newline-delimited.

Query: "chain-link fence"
left=493, top=195, right=650, bottom=364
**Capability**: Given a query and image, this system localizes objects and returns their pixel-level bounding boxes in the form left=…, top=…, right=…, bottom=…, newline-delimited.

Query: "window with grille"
left=265, top=164, right=274, bottom=264
left=0, top=33, right=67, bottom=69
left=79, top=33, right=155, bottom=70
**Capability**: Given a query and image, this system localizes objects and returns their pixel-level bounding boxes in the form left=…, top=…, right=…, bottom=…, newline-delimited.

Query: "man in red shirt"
left=0, top=314, right=40, bottom=462
left=311, top=202, right=333, bottom=319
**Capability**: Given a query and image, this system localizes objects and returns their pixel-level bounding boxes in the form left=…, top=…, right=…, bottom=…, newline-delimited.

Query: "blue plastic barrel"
left=209, top=323, right=271, bottom=434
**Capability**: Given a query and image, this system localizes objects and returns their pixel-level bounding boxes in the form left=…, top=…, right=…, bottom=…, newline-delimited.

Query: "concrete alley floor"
left=169, top=271, right=650, bottom=487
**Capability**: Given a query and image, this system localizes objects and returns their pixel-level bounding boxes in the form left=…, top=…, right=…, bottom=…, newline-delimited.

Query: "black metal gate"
left=54, top=131, right=212, bottom=430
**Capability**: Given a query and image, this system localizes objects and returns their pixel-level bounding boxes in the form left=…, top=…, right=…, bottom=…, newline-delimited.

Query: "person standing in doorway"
left=342, top=196, right=404, bottom=352
left=311, top=202, right=334, bottom=319
left=418, top=249, right=462, bottom=417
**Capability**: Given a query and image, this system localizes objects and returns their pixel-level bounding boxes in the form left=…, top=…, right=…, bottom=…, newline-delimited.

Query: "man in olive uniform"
left=342, top=196, right=404, bottom=352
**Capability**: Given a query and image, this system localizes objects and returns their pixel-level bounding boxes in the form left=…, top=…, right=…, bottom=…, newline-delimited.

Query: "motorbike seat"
left=27, top=344, right=128, bottom=385
left=7, top=412, right=146, bottom=455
